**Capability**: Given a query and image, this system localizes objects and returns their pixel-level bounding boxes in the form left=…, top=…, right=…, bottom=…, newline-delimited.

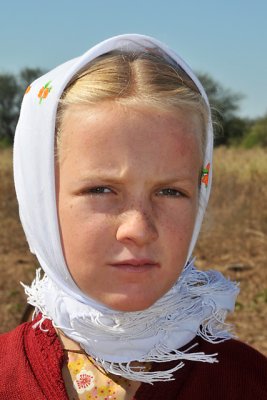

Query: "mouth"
left=110, top=258, right=160, bottom=272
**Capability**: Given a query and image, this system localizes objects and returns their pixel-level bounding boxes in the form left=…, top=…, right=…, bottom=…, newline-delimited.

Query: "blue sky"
left=1, top=0, right=267, bottom=118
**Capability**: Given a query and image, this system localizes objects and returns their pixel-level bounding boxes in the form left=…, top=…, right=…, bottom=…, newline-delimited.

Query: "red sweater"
left=0, top=319, right=266, bottom=399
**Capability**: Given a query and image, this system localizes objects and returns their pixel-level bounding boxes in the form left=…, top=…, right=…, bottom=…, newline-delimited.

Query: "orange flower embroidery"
left=38, top=81, right=52, bottom=104
left=25, top=85, right=31, bottom=94
left=201, top=163, right=210, bottom=188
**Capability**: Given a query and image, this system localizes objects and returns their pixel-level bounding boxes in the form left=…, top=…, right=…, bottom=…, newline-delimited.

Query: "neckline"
left=25, top=316, right=197, bottom=399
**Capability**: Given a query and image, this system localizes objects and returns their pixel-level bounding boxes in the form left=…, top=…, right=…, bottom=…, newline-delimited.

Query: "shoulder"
left=202, top=337, right=267, bottom=371
left=0, top=319, right=66, bottom=399
left=188, top=338, right=267, bottom=399
left=0, top=322, right=32, bottom=398
left=135, top=339, right=267, bottom=400
left=0, top=321, right=29, bottom=360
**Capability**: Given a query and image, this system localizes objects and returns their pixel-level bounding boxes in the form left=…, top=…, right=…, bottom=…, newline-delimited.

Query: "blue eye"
left=88, top=187, right=112, bottom=195
left=158, top=188, right=182, bottom=197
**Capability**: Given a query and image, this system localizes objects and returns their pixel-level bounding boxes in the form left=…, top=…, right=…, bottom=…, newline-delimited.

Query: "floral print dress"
left=64, top=351, right=144, bottom=400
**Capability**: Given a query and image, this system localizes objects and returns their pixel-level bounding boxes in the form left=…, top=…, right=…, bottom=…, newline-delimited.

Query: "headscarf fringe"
left=21, top=270, right=51, bottom=331
left=21, top=262, right=239, bottom=383
left=92, top=343, right=218, bottom=383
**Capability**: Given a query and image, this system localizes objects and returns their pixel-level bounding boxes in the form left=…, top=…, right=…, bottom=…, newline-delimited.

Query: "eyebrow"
left=77, top=172, right=197, bottom=185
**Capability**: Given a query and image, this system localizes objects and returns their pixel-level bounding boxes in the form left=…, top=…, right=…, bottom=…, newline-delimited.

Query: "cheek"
left=160, top=202, right=197, bottom=254
left=166, top=219, right=194, bottom=250
left=161, top=199, right=197, bottom=232
left=62, top=210, right=115, bottom=255
left=60, top=213, right=114, bottom=282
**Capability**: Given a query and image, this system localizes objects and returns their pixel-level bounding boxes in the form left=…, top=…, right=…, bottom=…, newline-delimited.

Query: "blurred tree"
left=0, top=73, right=19, bottom=143
left=224, top=117, right=253, bottom=146
left=242, top=114, right=267, bottom=148
left=19, top=68, right=44, bottom=89
left=0, top=68, right=44, bottom=144
left=197, top=73, right=246, bottom=145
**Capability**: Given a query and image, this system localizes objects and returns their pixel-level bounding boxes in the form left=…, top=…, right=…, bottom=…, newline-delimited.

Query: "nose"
left=116, top=207, right=159, bottom=247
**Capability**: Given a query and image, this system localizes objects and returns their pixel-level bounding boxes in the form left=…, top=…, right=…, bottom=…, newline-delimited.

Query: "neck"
left=56, top=328, right=82, bottom=352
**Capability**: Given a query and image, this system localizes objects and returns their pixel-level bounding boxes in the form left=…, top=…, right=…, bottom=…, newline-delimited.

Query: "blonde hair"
left=56, top=50, right=209, bottom=160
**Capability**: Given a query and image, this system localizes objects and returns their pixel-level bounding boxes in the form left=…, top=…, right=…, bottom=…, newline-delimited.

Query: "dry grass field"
left=0, top=146, right=266, bottom=356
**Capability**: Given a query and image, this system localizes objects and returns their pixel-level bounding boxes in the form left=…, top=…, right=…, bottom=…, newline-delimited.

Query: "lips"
left=110, top=258, right=160, bottom=273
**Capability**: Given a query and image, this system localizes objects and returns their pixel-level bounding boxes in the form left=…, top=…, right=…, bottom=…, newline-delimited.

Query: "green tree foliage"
left=0, top=74, right=19, bottom=143
left=197, top=73, right=246, bottom=145
left=242, top=114, right=267, bottom=148
left=19, top=68, right=44, bottom=89
left=17, top=68, right=44, bottom=103
left=224, top=117, right=253, bottom=146
left=0, top=68, right=44, bottom=145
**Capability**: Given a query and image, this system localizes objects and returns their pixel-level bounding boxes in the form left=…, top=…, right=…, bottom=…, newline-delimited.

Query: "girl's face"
left=56, top=103, right=202, bottom=311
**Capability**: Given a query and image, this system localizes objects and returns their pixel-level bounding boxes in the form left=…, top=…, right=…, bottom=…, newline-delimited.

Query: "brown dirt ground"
left=0, top=147, right=266, bottom=356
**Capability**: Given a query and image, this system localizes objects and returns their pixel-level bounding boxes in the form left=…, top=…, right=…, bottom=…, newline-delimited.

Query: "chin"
left=101, top=295, right=159, bottom=312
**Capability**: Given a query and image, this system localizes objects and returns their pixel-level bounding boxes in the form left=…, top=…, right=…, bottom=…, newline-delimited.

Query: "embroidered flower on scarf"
left=25, top=85, right=31, bottom=94
left=38, top=80, right=52, bottom=104
left=73, top=369, right=95, bottom=394
left=201, top=163, right=210, bottom=187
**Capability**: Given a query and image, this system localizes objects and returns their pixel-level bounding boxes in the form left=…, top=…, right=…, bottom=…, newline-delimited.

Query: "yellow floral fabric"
left=67, top=352, right=140, bottom=400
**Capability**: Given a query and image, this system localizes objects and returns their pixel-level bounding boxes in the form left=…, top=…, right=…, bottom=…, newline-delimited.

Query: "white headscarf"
left=14, top=34, right=239, bottom=383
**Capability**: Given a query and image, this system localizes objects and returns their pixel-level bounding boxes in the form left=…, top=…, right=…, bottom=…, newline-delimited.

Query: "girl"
left=1, top=34, right=266, bottom=399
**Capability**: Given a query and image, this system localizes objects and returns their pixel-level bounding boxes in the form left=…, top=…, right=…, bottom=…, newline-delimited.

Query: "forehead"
left=58, top=103, right=203, bottom=172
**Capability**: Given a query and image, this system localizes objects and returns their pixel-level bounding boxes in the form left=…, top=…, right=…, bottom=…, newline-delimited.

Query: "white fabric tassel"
left=22, top=260, right=239, bottom=383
